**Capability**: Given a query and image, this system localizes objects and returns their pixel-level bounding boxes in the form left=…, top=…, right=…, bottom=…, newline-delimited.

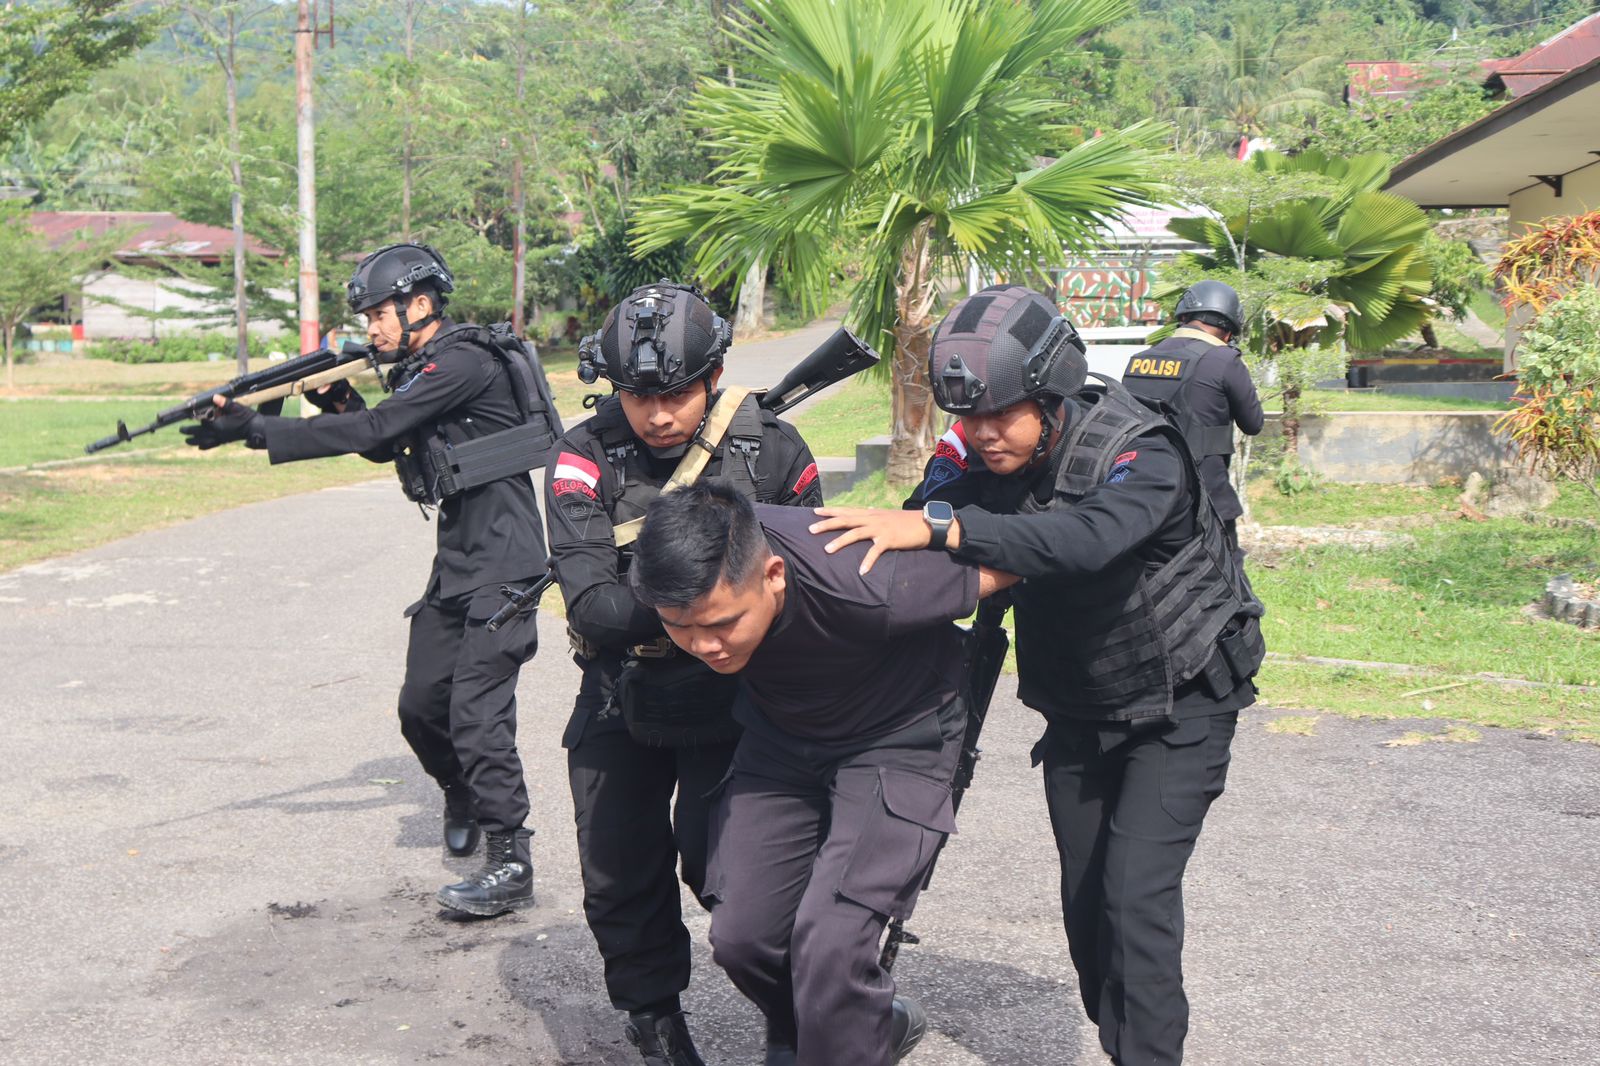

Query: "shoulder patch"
left=923, top=454, right=967, bottom=494
left=421, top=362, right=438, bottom=374
left=552, top=451, right=600, bottom=499
left=791, top=462, right=818, bottom=495
left=934, top=422, right=969, bottom=470
left=1105, top=450, right=1138, bottom=485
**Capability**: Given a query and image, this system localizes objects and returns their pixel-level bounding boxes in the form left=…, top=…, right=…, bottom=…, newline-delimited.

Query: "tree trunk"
left=1281, top=383, right=1300, bottom=457
left=887, top=220, right=938, bottom=485
left=1420, top=321, right=1440, bottom=349
left=3, top=322, right=13, bottom=392
left=226, top=13, right=249, bottom=374
left=733, top=258, right=765, bottom=339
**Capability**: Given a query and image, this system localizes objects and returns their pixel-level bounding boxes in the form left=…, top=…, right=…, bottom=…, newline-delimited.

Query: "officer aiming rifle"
left=83, top=339, right=378, bottom=454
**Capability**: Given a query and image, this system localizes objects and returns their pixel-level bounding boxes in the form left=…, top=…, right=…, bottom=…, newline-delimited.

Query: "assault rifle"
left=880, top=597, right=1011, bottom=973
left=84, top=340, right=377, bottom=454
left=485, top=568, right=557, bottom=633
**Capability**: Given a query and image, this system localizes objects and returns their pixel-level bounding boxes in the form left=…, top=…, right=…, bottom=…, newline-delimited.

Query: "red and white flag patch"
left=552, top=451, right=600, bottom=499
left=934, top=422, right=969, bottom=470
left=791, top=462, right=819, bottom=495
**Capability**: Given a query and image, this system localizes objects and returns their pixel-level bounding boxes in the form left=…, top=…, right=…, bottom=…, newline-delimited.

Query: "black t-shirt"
left=734, top=505, right=979, bottom=742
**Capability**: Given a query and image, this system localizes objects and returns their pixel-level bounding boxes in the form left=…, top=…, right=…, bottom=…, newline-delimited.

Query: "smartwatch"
left=922, top=500, right=955, bottom=551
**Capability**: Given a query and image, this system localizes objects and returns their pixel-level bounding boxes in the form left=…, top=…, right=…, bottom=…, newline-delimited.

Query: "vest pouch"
left=432, top=420, right=558, bottom=498
left=1218, top=615, right=1265, bottom=682
left=615, top=655, right=742, bottom=747
left=394, top=447, right=433, bottom=503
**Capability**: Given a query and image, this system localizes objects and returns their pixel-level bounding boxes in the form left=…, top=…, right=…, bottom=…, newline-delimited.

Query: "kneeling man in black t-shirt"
left=630, top=481, right=1013, bottom=1066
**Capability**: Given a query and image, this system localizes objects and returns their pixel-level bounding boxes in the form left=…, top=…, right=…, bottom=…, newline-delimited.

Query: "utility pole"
left=511, top=1, right=530, bottom=336
left=295, top=0, right=334, bottom=357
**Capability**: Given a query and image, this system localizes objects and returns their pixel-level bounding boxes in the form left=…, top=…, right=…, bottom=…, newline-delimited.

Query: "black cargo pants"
left=397, top=580, right=540, bottom=835
left=1036, top=711, right=1238, bottom=1066
left=704, top=702, right=963, bottom=1066
left=566, top=668, right=736, bottom=1014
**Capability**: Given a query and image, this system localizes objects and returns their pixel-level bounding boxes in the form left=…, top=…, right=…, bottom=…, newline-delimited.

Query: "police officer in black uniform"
left=182, top=243, right=555, bottom=918
left=813, top=286, right=1266, bottom=1065
left=544, top=282, right=823, bottom=1065
left=1121, top=280, right=1263, bottom=545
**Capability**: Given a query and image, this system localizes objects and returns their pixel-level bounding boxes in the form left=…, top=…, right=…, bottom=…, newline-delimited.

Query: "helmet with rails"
left=929, top=285, right=1087, bottom=416
left=347, top=243, right=454, bottom=358
left=346, top=243, right=455, bottom=315
left=577, top=280, right=732, bottom=394
left=1173, top=280, right=1243, bottom=336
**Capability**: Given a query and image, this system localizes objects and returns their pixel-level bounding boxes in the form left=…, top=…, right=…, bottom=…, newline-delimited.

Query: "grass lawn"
left=788, top=376, right=892, bottom=460
left=1297, top=389, right=1510, bottom=413
left=0, top=349, right=592, bottom=573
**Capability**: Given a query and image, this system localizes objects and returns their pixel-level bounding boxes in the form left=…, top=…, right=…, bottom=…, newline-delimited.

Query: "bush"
left=1496, top=285, right=1600, bottom=500
left=92, top=332, right=297, bottom=364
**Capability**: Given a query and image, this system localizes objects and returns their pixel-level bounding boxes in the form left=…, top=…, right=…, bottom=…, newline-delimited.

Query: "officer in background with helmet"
left=812, top=285, right=1265, bottom=1066
left=182, top=243, right=557, bottom=919
left=544, top=281, right=822, bottom=1066
left=1121, top=281, right=1263, bottom=546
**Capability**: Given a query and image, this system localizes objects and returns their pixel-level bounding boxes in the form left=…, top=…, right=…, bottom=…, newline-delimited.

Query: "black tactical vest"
left=595, top=390, right=778, bottom=528
left=1016, top=376, right=1264, bottom=722
left=1121, top=335, right=1237, bottom=457
left=391, top=324, right=564, bottom=505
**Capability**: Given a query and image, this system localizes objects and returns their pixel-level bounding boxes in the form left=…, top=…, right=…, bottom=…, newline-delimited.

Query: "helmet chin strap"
left=393, top=294, right=442, bottom=357
left=1030, top=397, right=1062, bottom=465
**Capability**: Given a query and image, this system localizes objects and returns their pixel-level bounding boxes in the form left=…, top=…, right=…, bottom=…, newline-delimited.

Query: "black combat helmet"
left=579, top=281, right=731, bottom=394
left=346, top=243, right=454, bottom=316
left=929, top=285, right=1087, bottom=417
left=1174, top=280, right=1243, bottom=336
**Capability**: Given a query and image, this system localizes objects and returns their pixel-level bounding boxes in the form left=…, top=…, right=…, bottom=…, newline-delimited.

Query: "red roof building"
left=1483, top=12, right=1600, bottom=97
left=30, top=211, right=280, bottom=262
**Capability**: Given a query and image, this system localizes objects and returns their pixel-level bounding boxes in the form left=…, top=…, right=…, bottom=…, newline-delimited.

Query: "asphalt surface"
left=3, top=404, right=1599, bottom=1063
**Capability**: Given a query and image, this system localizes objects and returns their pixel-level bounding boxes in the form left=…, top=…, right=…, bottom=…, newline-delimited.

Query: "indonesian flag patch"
left=552, top=451, right=600, bottom=499
left=934, top=422, right=969, bottom=470
left=792, top=462, right=819, bottom=495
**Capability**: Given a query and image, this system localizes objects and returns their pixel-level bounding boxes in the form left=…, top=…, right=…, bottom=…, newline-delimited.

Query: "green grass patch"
left=790, top=376, right=892, bottom=459
left=0, top=451, right=385, bottom=572
left=1468, top=288, right=1508, bottom=332
left=1299, top=389, right=1509, bottom=412
left=1245, top=480, right=1464, bottom=526
left=1257, top=661, right=1599, bottom=740
left=1248, top=517, right=1600, bottom=686
left=827, top=469, right=912, bottom=509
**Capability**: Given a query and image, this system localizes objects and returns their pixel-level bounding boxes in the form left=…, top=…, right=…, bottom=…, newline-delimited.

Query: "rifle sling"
left=613, top=385, right=753, bottom=547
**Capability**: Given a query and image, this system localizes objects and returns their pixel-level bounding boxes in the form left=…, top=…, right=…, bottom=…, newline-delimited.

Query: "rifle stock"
left=84, top=340, right=375, bottom=455
left=757, top=327, right=880, bottom=415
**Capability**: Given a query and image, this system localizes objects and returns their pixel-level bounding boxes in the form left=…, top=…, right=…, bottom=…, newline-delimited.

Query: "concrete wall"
left=1275, top=411, right=1514, bottom=484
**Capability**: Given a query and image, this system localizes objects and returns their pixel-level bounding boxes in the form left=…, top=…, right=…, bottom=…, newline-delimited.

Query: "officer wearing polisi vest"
left=1121, top=281, right=1263, bottom=544
left=811, top=285, right=1266, bottom=1066
left=544, top=281, right=822, bottom=1066
left=181, top=243, right=562, bottom=919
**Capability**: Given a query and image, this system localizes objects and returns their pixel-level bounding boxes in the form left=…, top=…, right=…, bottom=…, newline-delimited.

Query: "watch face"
left=925, top=501, right=955, bottom=523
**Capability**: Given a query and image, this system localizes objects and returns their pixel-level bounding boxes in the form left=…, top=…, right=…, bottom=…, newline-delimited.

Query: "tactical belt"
left=612, top=385, right=753, bottom=546
left=566, top=627, right=677, bottom=662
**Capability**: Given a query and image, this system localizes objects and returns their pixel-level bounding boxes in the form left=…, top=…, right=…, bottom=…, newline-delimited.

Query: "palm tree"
left=632, top=0, right=1163, bottom=482
left=1159, top=149, right=1434, bottom=452
left=1186, top=21, right=1334, bottom=153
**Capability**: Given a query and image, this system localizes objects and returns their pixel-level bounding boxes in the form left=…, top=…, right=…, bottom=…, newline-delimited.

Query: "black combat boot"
left=890, top=995, right=927, bottom=1062
left=441, top=784, right=480, bottom=857
left=435, top=828, right=533, bottom=917
left=623, top=1009, right=707, bottom=1066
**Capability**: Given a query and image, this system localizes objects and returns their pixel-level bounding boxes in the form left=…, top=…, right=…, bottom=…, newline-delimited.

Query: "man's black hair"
left=629, top=479, right=770, bottom=609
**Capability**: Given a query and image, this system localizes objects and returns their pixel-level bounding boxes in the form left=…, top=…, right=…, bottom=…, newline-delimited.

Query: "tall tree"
left=0, top=205, right=123, bottom=389
left=169, top=1, right=279, bottom=372
left=0, top=0, right=154, bottom=150
left=635, top=0, right=1162, bottom=481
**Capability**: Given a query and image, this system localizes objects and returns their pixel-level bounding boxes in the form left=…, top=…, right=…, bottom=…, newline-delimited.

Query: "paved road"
left=2, top=479, right=1597, bottom=1065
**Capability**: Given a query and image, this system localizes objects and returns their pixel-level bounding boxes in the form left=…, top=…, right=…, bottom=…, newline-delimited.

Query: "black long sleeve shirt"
left=259, top=321, right=546, bottom=598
